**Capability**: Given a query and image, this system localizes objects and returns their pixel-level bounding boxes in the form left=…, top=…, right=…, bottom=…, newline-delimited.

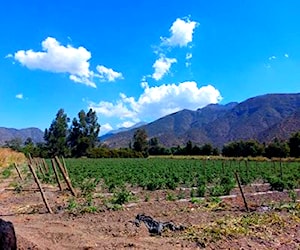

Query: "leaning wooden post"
left=279, top=158, right=283, bottom=181
left=55, top=156, right=76, bottom=197
left=34, top=158, right=45, bottom=177
left=51, top=159, right=63, bottom=191
left=28, top=163, right=53, bottom=214
left=14, top=163, right=23, bottom=180
left=41, top=158, right=49, bottom=174
left=234, top=171, right=249, bottom=212
left=61, top=156, right=69, bottom=177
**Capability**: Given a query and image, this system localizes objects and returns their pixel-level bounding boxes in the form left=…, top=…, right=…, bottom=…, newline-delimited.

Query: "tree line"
left=3, top=108, right=300, bottom=158
left=124, top=128, right=300, bottom=158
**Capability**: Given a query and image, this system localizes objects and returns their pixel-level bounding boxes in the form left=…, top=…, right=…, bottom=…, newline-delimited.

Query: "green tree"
left=200, top=143, right=214, bottom=155
left=184, top=140, right=193, bottom=155
left=22, top=137, right=35, bottom=157
left=148, top=137, right=159, bottom=155
left=222, top=140, right=263, bottom=157
left=243, top=140, right=264, bottom=157
left=132, top=128, right=148, bottom=156
left=44, top=109, right=70, bottom=157
left=288, top=131, right=300, bottom=158
left=68, top=109, right=100, bottom=157
left=265, top=138, right=289, bottom=158
left=222, top=141, right=240, bottom=157
left=148, top=137, right=169, bottom=155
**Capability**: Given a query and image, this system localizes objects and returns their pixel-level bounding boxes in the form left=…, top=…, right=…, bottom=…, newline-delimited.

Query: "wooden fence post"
left=61, top=156, right=69, bottom=177
left=40, top=158, right=49, bottom=175
left=28, top=163, right=53, bottom=214
left=234, top=172, right=249, bottom=212
left=51, top=159, right=63, bottom=191
left=55, top=156, right=76, bottom=197
left=14, top=163, right=23, bottom=180
left=36, top=159, right=45, bottom=177
left=42, top=158, right=49, bottom=173
left=279, top=158, right=283, bottom=180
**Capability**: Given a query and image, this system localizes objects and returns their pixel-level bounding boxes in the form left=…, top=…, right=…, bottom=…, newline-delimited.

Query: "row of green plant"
left=2, top=157, right=299, bottom=215
left=56, top=158, right=300, bottom=196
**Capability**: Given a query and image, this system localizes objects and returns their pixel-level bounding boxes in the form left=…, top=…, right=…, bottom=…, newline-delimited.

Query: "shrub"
left=2, top=167, right=12, bottom=179
left=210, top=185, right=226, bottom=197
left=111, top=188, right=134, bottom=205
left=220, top=175, right=235, bottom=195
left=267, top=176, right=285, bottom=191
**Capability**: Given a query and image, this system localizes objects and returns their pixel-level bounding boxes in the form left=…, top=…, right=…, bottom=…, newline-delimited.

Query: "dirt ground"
left=0, top=175, right=299, bottom=250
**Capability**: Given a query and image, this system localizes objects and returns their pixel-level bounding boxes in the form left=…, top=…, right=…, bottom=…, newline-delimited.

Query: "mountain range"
left=0, top=127, right=44, bottom=145
left=102, top=93, right=300, bottom=148
left=1, top=93, right=300, bottom=149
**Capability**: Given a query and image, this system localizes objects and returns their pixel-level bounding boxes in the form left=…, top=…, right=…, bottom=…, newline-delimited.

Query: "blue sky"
left=1, top=1, right=300, bottom=135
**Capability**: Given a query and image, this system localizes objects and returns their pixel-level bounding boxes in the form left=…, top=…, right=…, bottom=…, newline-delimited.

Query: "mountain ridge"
left=103, top=93, right=300, bottom=148
left=0, top=127, right=44, bottom=145
left=2, top=93, right=300, bottom=149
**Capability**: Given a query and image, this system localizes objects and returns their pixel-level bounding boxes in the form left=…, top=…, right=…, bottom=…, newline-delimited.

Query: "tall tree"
left=265, top=138, right=289, bottom=158
left=289, top=131, right=300, bottom=158
left=68, top=109, right=100, bottom=157
left=44, top=109, right=70, bottom=157
left=184, top=140, right=193, bottom=155
left=132, top=128, right=148, bottom=156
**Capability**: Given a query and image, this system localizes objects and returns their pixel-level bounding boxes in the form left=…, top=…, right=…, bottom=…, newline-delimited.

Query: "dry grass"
left=183, top=205, right=300, bottom=246
left=0, top=148, right=27, bottom=168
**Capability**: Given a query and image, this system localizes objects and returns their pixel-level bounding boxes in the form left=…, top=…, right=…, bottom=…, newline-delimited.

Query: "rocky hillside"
left=103, top=93, right=300, bottom=148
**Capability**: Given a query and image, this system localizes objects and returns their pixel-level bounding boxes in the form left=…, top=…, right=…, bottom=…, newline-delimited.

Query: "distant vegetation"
left=2, top=107, right=300, bottom=159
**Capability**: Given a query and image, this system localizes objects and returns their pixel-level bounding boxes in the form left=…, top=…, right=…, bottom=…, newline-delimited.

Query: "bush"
left=220, top=175, right=235, bottom=195
left=210, top=185, right=226, bottom=197
left=111, top=189, right=134, bottom=205
left=209, top=175, right=235, bottom=196
left=267, top=176, right=285, bottom=191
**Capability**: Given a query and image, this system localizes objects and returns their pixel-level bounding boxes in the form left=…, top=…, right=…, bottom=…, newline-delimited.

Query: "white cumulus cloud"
left=16, top=93, right=23, bottom=99
left=96, top=65, right=123, bottom=82
left=69, top=75, right=96, bottom=88
left=12, top=37, right=123, bottom=87
left=14, top=37, right=95, bottom=87
left=90, top=100, right=137, bottom=119
left=152, top=56, right=177, bottom=80
left=118, top=121, right=136, bottom=128
left=101, top=123, right=113, bottom=134
left=161, top=18, right=198, bottom=47
left=89, top=81, right=222, bottom=127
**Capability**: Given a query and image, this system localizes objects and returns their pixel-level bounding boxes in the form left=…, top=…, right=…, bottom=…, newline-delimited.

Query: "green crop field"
left=58, top=158, right=300, bottom=196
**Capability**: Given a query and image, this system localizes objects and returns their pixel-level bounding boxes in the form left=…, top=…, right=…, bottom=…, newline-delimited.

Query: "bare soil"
left=0, top=176, right=299, bottom=250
